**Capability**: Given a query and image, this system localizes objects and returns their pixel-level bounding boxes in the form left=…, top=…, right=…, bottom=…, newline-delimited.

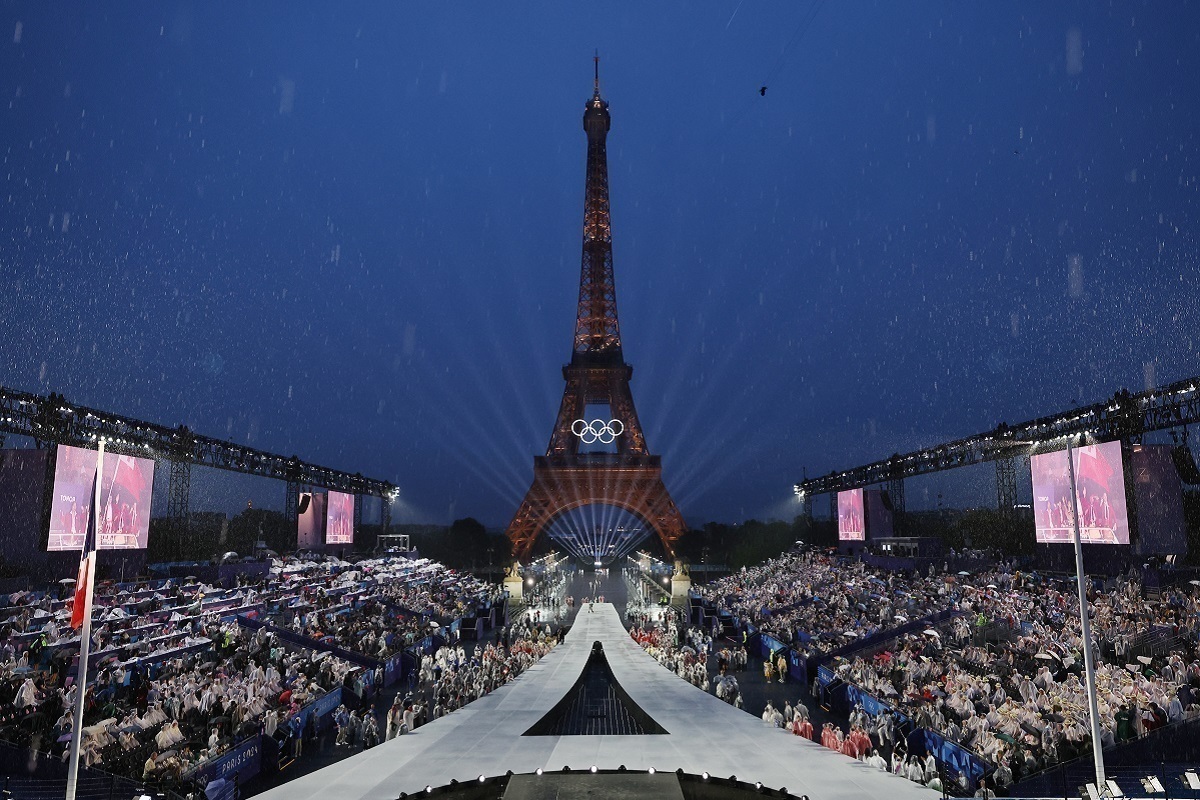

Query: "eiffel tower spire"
left=574, top=51, right=621, bottom=361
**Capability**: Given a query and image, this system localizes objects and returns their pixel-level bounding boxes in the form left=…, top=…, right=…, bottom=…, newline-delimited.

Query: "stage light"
left=590, top=765, right=597, bottom=773
left=648, top=768, right=655, bottom=775
left=702, top=772, right=709, bottom=780
left=478, top=775, right=486, bottom=783
left=535, top=768, right=543, bottom=776
left=424, top=787, right=432, bottom=794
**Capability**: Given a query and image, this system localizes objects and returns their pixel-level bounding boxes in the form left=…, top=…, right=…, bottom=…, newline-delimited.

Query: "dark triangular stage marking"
left=523, top=641, right=667, bottom=736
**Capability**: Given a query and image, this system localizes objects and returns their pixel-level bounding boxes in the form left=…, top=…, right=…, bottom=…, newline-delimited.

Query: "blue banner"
left=786, top=648, right=808, bottom=686
left=291, top=686, right=343, bottom=734
left=188, top=735, right=262, bottom=786
left=842, top=681, right=908, bottom=727
left=817, top=663, right=836, bottom=688
left=757, top=633, right=784, bottom=661
left=383, top=651, right=406, bottom=686
left=907, top=728, right=992, bottom=790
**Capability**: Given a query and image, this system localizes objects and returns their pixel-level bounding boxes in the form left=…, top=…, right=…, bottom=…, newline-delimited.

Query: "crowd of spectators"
left=423, top=620, right=558, bottom=720
left=697, top=550, right=976, bottom=658
left=1, top=601, right=358, bottom=785
left=699, top=549, right=1200, bottom=794
left=629, top=609, right=712, bottom=692
left=0, top=552, right=517, bottom=796
left=277, top=556, right=502, bottom=665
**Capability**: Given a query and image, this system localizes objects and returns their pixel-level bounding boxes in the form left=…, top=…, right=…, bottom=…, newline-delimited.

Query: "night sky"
left=2, top=3, right=1198, bottom=528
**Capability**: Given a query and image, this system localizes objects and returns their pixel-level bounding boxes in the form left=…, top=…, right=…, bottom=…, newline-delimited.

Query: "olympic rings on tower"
left=571, top=418, right=624, bottom=444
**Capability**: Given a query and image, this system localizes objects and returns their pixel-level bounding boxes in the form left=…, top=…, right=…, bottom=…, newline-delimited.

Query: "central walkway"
left=256, top=595, right=934, bottom=800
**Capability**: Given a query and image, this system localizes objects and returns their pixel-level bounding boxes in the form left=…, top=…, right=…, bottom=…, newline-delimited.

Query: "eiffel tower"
left=505, top=58, right=686, bottom=563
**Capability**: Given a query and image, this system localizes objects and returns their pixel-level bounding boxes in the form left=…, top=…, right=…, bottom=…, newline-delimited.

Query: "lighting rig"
left=794, top=375, right=1200, bottom=517
left=0, top=385, right=398, bottom=552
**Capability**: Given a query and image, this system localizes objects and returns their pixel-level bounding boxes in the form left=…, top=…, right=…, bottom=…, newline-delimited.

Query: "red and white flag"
left=1074, top=444, right=1116, bottom=491
left=70, top=468, right=99, bottom=630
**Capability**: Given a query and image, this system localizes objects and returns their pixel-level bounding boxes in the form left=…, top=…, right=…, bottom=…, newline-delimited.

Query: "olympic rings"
left=571, top=418, right=624, bottom=444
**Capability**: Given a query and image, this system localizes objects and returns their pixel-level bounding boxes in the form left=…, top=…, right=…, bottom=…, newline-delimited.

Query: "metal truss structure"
left=886, top=474, right=906, bottom=533
left=0, top=386, right=397, bottom=538
left=994, top=457, right=1018, bottom=520
left=167, top=459, right=192, bottom=557
left=795, top=377, right=1200, bottom=505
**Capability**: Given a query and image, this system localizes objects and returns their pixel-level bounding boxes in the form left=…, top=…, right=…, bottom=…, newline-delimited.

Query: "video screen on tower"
left=837, top=488, right=865, bottom=541
left=47, top=444, right=154, bottom=551
left=326, top=490, right=354, bottom=545
left=1031, top=440, right=1129, bottom=544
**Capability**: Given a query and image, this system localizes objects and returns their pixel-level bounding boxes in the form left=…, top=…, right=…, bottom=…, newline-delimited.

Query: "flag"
left=1075, top=443, right=1117, bottom=491
left=70, top=467, right=99, bottom=630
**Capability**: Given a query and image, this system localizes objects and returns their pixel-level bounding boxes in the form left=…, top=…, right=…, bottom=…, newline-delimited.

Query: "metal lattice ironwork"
left=507, top=64, right=685, bottom=562
left=573, top=56, right=621, bottom=358
left=795, top=378, right=1200, bottom=500
left=285, top=480, right=301, bottom=523
left=167, top=459, right=191, bottom=558
left=886, top=475, right=905, bottom=533
left=995, top=457, right=1017, bottom=519
left=0, top=387, right=397, bottom=508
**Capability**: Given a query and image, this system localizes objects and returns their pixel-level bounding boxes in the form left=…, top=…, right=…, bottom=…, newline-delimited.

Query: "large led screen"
left=1131, top=444, right=1187, bottom=555
left=865, top=489, right=894, bottom=539
left=48, top=444, right=154, bottom=551
left=326, top=490, right=354, bottom=545
left=837, top=488, right=865, bottom=541
left=1031, top=440, right=1129, bottom=544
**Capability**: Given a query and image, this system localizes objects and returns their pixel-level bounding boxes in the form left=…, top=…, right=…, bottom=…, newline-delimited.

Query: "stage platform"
left=256, top=604, right=933, bottom=800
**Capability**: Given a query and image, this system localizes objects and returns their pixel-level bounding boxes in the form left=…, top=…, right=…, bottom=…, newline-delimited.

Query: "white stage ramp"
left=257, top=604, right=934, bottom=800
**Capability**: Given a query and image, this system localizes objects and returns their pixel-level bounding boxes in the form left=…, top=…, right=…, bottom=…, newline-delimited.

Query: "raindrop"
left=1066, top=28, right=1084, bottom=75
left=1066, top=254, right=1084, bottom=298
left=279, top=78, right=296, bottom=114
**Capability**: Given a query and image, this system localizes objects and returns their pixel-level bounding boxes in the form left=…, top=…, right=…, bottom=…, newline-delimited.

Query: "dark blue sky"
left=2, top=2, right=1198, bottom=527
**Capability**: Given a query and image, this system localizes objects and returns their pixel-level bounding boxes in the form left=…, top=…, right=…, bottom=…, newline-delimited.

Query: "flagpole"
left=1066, top=438, right=1107, bottom=794
left=65, top=439, right=103, bottom=800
